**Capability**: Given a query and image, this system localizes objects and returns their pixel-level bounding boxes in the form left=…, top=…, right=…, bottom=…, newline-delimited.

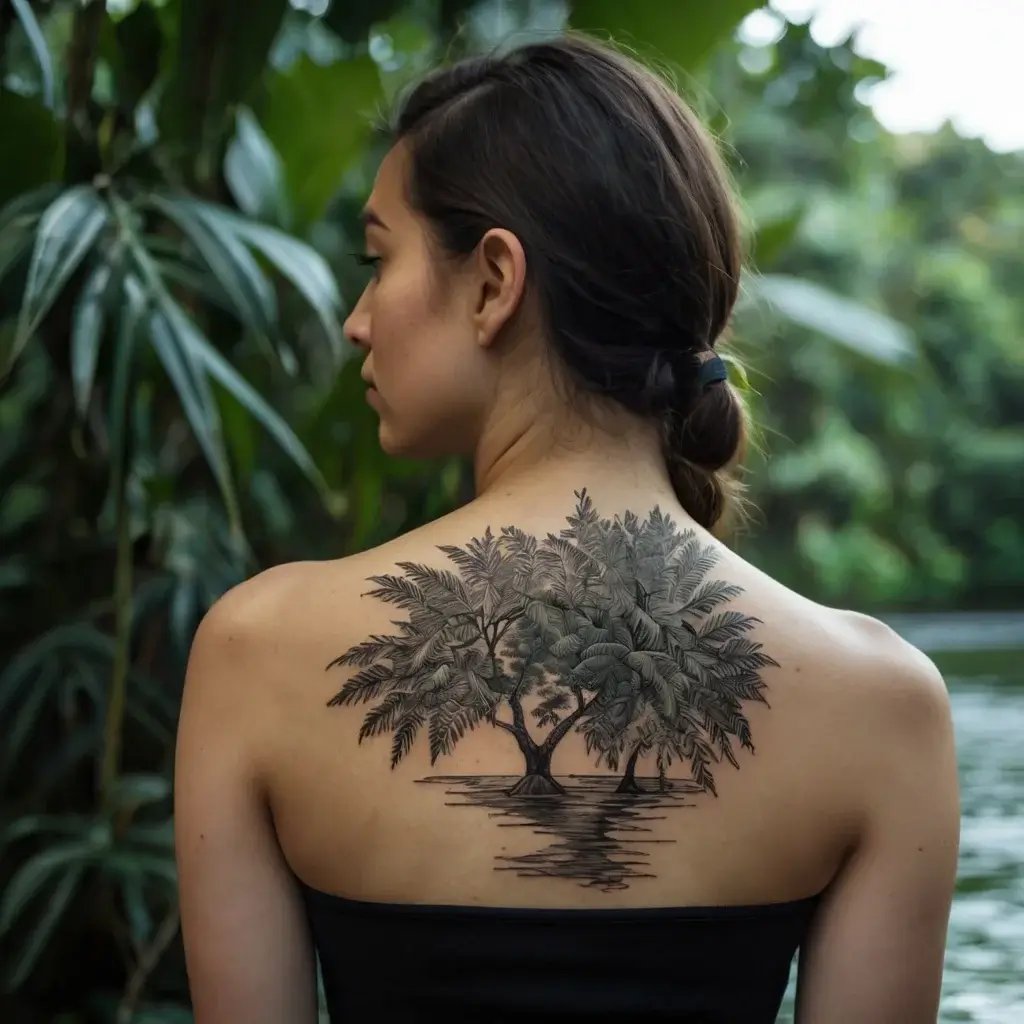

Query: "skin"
left=175, top=143, right=960, bottom=1023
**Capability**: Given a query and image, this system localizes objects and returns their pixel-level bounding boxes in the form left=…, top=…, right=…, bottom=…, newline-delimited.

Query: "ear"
left=471, top=228, right=527, bottom=349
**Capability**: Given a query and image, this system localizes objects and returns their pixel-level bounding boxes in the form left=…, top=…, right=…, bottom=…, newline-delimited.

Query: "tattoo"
left=326, top=490, right=777, bottom=890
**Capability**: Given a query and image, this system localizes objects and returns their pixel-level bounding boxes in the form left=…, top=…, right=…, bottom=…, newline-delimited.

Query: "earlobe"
left=474, top=228, right=527, bottom=349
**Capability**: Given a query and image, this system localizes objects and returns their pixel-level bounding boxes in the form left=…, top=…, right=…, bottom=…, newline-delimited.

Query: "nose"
left=343, top=290, right=371, bottom=350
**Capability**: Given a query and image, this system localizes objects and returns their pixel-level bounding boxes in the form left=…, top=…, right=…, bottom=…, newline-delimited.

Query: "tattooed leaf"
left=358, top=691, right=407, bottom=741
left=550, top=634, right=583, bottom=658
left=683, top=579, right=744, bottom=616
left=364, top=574, right=427, bottom=611
left=328, top=635, right=399, bottom=669
left=391, top=709, right=425, bottom=768
left=698, top=611, right=754, bottom=642
left=328, top=663, right=395, bottom=706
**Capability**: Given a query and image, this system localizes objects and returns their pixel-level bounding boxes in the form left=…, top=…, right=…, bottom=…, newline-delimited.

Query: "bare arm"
left=795, top=650, right=960, bottom=1023
left=174, top=586, right=318, bottom=1024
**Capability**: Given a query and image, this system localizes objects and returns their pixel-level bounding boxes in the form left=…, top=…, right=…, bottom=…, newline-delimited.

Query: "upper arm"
left=796, top=650, right=960, bottom=1024
left=174, top=585, right=318, bottom=1024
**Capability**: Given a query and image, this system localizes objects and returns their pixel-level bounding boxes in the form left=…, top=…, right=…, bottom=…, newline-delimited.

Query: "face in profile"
left=343, top=145, right=494, bottom=459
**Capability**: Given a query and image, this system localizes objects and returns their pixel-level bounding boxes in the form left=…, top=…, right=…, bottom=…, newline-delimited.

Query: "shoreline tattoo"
left=326, top=491, right=778, bottom=890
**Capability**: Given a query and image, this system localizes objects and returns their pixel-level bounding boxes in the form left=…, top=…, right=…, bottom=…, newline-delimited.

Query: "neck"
left=472, top=391, right=673, bottom=503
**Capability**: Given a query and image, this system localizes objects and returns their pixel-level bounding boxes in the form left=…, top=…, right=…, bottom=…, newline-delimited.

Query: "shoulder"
left=192, top=561, right=322, bottom=646
left=184, top=540, right=425, bottom=682
left=836, top=609, right=951, bottom=720
left=822, top=609, right=956, bottom=802
left=183, top=556, right=378, bottom=701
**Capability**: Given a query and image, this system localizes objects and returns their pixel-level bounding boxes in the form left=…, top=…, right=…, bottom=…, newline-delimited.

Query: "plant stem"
left=117, top=905, right=181, bottom=1024
left=100, top=479, right=133, bottom=806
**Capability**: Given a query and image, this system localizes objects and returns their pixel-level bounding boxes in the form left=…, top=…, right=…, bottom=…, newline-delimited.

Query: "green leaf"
left=194, top=203, right=345, bottom=361
left=569, top=0, right=763, bottom=70
left=123, top=819, right=175, bottom=852
left=121, top=871, right=154, bottom=948
left=104, top=274, right=144, bottom=518
left=752, top=206, right=805, bottom=268
left=225, top=106, right=291, bottom=228
left=0, top=842, right=94, bottom=940
left=743, top=274, right=917, bottom=366
left=109, top=773, right=172, bottom=809
left=128, top=276, right=239, bottom=527
left=4, top=864, right=84, bottom=990
left=172, top=305, right=332, bottom=499
left=0, top=190, right=46, bottom=284
left=10, top=187, right=110, bottom=375
left=11, top=0, right=55, bottom=109
left=147, top=194, right=278, bottom=343
left=99, top=851, right=177, bottom=888
left=0, top=625, right=115, bottom=720
left=262, top=53, right=383, bottom=228
left=0, top=661, right=56, bottom=786
left=2, top=814, right=92, bottom=848
left=71, top=262, right=114, bottom=416
left=0, top=92, right=63, bottom=207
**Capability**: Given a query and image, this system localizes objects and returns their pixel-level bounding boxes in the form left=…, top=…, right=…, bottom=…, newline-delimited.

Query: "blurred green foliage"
left=0, top=1, right=1020, bottom=1020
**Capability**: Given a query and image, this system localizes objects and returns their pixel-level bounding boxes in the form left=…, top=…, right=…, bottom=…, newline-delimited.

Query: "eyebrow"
left=361, top=207, right=389, bottom=231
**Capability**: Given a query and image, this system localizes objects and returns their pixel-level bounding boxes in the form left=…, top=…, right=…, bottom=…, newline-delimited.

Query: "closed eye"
left=352, top=252, right=382, bottom=277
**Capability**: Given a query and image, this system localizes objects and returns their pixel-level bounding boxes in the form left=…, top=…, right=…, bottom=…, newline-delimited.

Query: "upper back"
left=215, top=481, right=932, bottom=914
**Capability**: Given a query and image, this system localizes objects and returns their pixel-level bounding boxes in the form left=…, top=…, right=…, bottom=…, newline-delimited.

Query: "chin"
left=378, top=421, right=465, bottom=460
left=377, top=422, right=428, bottom=459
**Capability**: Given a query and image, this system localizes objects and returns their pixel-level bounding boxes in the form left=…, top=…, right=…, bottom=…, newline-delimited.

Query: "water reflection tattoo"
left=326, top=491, right=778, bottom=889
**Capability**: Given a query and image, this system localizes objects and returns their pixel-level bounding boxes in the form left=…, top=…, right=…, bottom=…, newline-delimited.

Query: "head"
left=343, top=34, right=746, bottom=529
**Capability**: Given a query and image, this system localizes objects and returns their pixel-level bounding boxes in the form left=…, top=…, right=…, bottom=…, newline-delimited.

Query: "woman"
left=174, top=34, right=959, bottom=1023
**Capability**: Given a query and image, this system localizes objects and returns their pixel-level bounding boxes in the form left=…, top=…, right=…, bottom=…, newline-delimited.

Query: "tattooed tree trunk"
left=498, top=685, right=566, bottom=796
left=615, top=742, right=646, bottom=794
left=510, top=686, right=600, bottom=796
left=508, top=740, right=565, bottom=796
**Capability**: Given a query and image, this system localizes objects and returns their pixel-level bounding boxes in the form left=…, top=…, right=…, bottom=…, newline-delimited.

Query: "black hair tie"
left=696, top=353, right=728, bottom=390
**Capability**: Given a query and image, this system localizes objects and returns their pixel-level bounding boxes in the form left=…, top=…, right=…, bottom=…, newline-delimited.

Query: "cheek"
left=371, top=275, right=488, bottom=453
left=370, top=265, right=432, bottom=366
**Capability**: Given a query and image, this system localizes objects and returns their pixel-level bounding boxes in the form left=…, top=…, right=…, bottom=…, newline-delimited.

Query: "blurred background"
left=0, top=0, right=1020, bottom=1021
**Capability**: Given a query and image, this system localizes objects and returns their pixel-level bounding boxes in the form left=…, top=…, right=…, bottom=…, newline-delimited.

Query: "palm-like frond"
left=681, top=579, right=744, bottom=617
left=327, top=634, right=401, bottom=669
left=397, top=562, right=476, bottom=617
left=358, top=690, right=408, bottom=741
left=428, top=700, right=489, bottom=763
left=391, top=708, right=425, bottom=768
left=328, top=663, right=399, bottom=706
left=363, top=574, right=427, bottom=612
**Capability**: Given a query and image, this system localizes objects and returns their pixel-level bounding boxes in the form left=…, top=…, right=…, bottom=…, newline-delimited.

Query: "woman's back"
left=263, top=483, right=867, bottom=912
left=176, top=472, right=956, bottom=1022
left=174, top=34, right=958, bottom=1024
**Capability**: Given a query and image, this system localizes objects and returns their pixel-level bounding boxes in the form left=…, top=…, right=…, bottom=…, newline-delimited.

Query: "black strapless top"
left=301, top=885, right=821, bottom=1022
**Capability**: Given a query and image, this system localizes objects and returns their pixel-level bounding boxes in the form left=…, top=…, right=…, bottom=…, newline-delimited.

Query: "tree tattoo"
left=326, top=491, right=778, bottom=889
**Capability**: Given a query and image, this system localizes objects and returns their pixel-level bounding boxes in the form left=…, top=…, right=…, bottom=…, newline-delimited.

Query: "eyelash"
left=352, top=252, right=382, bottom=277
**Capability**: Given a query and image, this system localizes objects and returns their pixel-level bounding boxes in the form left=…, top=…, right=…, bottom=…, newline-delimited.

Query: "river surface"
left=780, top=618, right=1024, bottom=1022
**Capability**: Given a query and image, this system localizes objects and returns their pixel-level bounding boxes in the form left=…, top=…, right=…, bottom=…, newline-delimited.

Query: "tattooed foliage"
left=326, top=491, right=778, bottom=798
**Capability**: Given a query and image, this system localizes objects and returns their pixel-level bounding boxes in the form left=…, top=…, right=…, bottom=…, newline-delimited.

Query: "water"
left=778, top=622, right=1024, bottom=1022
left=418, top=774, right=700, bottom=890
left=937, top=668, right=1024, bottom=1021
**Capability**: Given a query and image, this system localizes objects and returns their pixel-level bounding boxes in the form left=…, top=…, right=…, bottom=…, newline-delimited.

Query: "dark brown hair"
left=391, top=34, right=746, bottom=529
